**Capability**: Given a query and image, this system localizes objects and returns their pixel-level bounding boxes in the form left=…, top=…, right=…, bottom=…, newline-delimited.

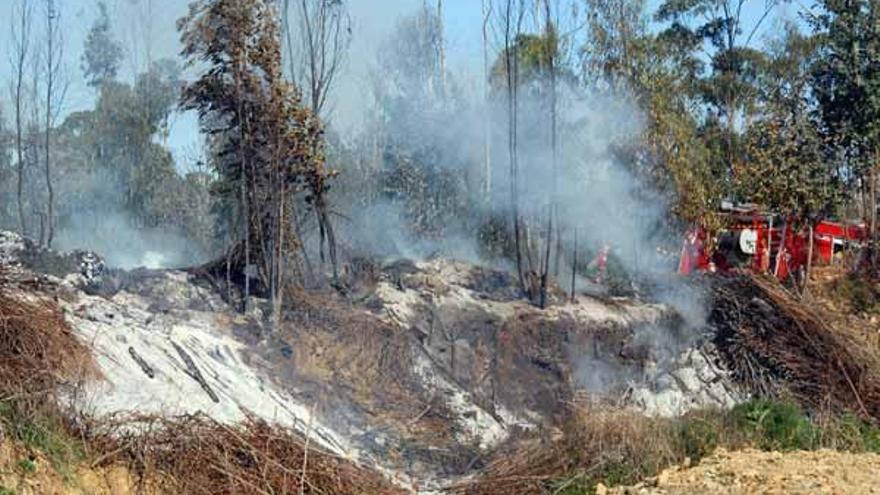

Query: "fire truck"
left=678, top=202, right=868, bottom=280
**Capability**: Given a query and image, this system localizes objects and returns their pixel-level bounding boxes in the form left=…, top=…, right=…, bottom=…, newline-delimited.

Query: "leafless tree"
left=9, top=0, right=33, bottom=237
left=281, top=0, right=351, bottom=283
left=538, top=0, right=558, bottom=308
left=498, top=0, right=528, bottom=295
left=482, top=0, right=493, bottom=199
left=41, top=0, right=66, bottom=248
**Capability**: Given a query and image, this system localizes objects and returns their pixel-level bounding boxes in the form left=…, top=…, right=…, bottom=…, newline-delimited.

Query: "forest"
left=0, top=0, right=874, bottom=307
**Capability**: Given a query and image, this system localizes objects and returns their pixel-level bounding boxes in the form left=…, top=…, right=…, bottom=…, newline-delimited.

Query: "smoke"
left=54, top=212, right=206, bottom=270
left=322, top=4, right=717, bottom=403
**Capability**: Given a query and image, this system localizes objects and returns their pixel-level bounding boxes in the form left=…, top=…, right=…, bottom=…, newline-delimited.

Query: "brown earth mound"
left=606, top=448, right=880, bottom=495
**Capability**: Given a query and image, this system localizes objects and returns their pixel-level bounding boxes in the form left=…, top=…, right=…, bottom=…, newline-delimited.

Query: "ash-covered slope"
left=0, top=232, right=744, bottom=492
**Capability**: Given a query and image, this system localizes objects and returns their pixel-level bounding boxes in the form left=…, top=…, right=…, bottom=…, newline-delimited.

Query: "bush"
left=677, top=414, right=723, bottom=461
left=817, top=413, right=880, bottom=453
left=457, top=400, right=880, bottom=495
left=732, top=400, right=818, bottom=451
left=833, top=274, right=880, bottom=313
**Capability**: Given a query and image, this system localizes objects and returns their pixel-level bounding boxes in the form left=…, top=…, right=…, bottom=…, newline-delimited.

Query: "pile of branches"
left=710, top=274, right=880, bottom=422
left=0, top=277, right=96, bottom=411
left=90, top=413, right=405, bottom=495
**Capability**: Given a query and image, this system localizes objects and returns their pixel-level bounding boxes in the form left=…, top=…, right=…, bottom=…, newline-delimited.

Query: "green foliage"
left=50, top=57, right=217, bottom=254
left=180, top=0, right=329, bottom=292
left=490, top=31, right=572, bottom=95
left=812, top=0, right=880, bottom=181
left=0, top=403, right=84, bottom=481
left=821, top=413, right=880, bottom=452
left=736, top=25, right=843, bottom=220
left=732, top=400, right=818, bottom=451
left=583, top=0, right=724, bottom=227
left=81, top=1, right=123, bottom=88
left=677, top=415, right=722, bottom=460
left=547, top=401, right=880, bottom=493
left=16, top=458, right=35, bottom=474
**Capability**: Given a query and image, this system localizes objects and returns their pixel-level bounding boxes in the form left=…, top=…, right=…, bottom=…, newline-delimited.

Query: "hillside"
left=0, top=231, right=878, bottom=493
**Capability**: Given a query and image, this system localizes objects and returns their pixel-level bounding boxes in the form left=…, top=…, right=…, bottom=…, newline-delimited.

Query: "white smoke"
left=54, top=212, right=206, bottom=270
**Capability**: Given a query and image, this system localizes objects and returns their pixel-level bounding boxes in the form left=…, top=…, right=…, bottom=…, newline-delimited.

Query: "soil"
left=605, top=448, right=880, bottom=495
left=0, top=441, right=160, bottom=495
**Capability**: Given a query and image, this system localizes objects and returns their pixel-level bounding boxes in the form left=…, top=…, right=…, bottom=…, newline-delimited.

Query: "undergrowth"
left=830, top=273, right=880, bottom=314
left=0, top=403, right=86, bottom=481
left=544, top=400, right=880, bottom=495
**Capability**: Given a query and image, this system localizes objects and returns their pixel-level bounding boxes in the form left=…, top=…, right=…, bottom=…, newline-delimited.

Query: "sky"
left=0, top=0, right=811, bottom=171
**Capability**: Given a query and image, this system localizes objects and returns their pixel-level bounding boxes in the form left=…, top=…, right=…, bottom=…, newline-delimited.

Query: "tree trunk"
left=872, top=163, right=878, bottom=270
left=503, top=0, right=526, bottom=296
left=317, top=200, right=339, bottom=284
left=570, top=228, right=578, bottom=303
left=539, top=208, right=552, bottom=308
left=804, top=223, right=814, bottom=297
left=15, top=73, right=27, bottom=238
left=43, top=0, right=56, bottom=249
left=539, top=0, right=558, bottom=309
left=481, top=0, right=492, bottom=200
left=13, top=0, right=31, bottom=238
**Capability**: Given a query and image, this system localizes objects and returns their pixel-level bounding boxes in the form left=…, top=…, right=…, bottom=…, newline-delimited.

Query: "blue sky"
left=0, top=0, right=811, bottom=170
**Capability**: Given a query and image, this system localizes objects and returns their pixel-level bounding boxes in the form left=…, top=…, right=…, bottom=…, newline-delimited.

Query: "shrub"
left=732, top=400, right=818, bottom=451
left=833, top=274, right=880, bottom=313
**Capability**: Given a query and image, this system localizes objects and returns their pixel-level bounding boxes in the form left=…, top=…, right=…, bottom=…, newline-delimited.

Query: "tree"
left=9, top=0, right=33, bottom=237
left=583, top=0, right=723, bottom=233
left=811, top=0, right=880, bottom=266
left=42, top=0, right=65, bottom=248
left=489, top=1, right=581, bottom=304
left=366, top=5, right=471, bottom=243
left=179, top=0, right=327, bottom=324
left=737, top=25, right=838, bottom=222
left=498, top=0, right=528, bottom=297
left=81, top=1, right=123, bottom=89
left=281, top=0, right=352, bottom=283
left=655, top=0, right=781, bottom=184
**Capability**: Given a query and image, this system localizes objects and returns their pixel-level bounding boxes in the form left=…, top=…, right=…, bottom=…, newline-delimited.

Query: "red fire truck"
left=678, top=202, right=868, bottom=280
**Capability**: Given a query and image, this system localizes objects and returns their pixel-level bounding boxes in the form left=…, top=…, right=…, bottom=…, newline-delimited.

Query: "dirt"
left=0, top=441, right=160, bottom=495
left=605, top=448, right=880, bottom=495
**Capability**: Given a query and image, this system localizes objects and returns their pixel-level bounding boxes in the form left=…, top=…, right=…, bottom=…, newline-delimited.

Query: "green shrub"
left=819, top=413, right=880, bottom=452
left=732, top=400, right=818, bottom=451
left=0, top=403, right=84, bottom=481
left=17, top=458, right=35, bottom=474
left=677, top=415, right=722, bottom=461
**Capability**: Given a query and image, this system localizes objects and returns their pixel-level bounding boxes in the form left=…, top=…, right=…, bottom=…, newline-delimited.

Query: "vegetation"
left=0, top=0, right=878, bottom=287
left=1, top=1, right=880, bottom=494
left=455, top=400, right=880, bottom=495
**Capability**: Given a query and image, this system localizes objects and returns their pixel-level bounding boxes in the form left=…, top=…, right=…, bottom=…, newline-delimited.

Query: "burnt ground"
left=225, top=258, right=743, bottom=486
left=0, top=231, right=747, bottom=490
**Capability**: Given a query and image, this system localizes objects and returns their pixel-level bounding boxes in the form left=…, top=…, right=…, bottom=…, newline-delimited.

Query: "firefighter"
left=588, top=243, right=610, bottom=284
left=678, top=228, right=708, bottom=275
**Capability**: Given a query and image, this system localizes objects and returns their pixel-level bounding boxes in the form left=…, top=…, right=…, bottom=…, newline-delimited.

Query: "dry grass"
left=450, top=400, right=880, bottom=495
left=448, top=406, right=689, bottom=495
left=89, top=413, right=406, bottom=495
